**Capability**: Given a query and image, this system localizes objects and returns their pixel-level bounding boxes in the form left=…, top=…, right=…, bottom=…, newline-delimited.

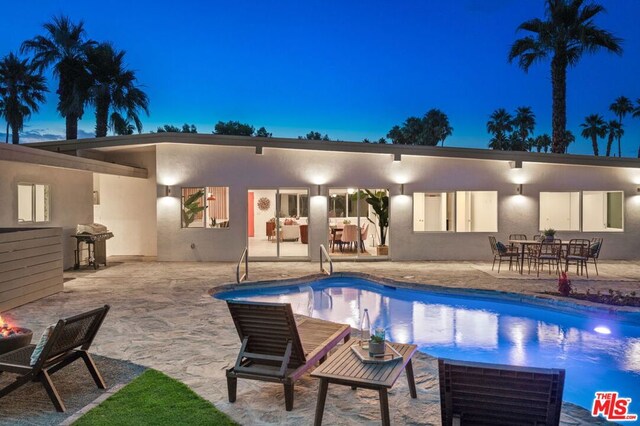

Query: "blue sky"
left=2, top=0, right=639, bottom=156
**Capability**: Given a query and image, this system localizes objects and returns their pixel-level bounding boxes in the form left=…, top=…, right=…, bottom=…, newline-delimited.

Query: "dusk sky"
left=2, top=0, right=639, bottom=156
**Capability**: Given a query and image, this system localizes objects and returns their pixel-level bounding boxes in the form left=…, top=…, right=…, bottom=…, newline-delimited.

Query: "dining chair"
left=508, top=234, right=527, bottom=251
left=529, top=239, right=562, bottom=277
left=489, top=236, right=519, bottom=273
left=340, top=225, right=359, bottom=252
left=565, top=239, right=591, bottom=278
left=359, top=224, right=369, bottom=253
left=588, top=237, right=603, bottom=276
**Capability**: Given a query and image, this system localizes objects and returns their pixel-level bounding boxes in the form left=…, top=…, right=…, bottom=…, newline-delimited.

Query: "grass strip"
left=74, top=369, right=238, bottom=425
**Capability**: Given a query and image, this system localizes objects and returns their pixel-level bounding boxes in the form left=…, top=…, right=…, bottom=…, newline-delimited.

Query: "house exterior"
left=2, top=133, right=640, bottom=267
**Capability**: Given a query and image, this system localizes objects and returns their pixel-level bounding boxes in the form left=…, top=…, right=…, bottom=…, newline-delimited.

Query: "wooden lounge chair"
left=0, top=305, right=110, bottom=412
left=438, top=358, right=565, bottom=426
left=226, top=300, right=350, bottom=411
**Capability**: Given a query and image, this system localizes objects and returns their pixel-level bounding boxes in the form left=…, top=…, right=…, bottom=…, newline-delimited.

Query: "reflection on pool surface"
left=216, top=276, right=640, bottom=410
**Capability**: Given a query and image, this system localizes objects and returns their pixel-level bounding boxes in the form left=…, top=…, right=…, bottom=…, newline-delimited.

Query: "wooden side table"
left=311, top=340, right=418, bottom=426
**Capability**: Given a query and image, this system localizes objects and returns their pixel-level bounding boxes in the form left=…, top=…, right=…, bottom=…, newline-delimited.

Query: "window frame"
left=412, top=191, right=456, bottom=233
left=180, top=186, right=231, bottom=229
left=17, top=182, right=51, bottom=224
left=581, top=190, right=624, bottom=232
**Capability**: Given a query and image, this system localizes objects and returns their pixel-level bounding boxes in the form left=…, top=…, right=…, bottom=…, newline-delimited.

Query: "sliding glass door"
left=328, top=188, right=389, bottom=258
left=247, top=188, right=309, bottom=259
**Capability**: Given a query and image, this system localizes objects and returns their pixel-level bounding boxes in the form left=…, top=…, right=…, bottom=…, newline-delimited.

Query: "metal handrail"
left=320, top=244, right=333, bottom=275
left=236, top=246, right=248, bottom=283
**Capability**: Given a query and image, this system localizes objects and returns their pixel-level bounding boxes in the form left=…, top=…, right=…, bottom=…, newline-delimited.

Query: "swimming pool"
left=215, top=276, right=640, bottom=411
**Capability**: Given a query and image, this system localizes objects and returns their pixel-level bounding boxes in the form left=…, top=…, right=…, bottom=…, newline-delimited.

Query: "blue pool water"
left=216, top=277, right=640, bottom=410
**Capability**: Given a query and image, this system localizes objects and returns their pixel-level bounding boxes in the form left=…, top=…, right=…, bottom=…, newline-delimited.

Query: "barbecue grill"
left=72, top=223, right=113, bottom=269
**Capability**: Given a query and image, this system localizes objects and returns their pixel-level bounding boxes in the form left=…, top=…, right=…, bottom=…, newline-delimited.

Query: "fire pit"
left=0, top=315, right=33, bottom=355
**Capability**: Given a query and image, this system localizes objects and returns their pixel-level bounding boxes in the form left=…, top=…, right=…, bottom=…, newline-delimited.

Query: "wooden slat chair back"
left=438, top=358, right=565, bottom=426
left=0, top=305, right=110, bottom=412
left=227, top=300, right=306, bottom=374
left=226, top=300, right=350, bottom=411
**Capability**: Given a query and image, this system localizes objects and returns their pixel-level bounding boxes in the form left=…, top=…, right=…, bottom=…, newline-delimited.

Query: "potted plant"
left=360, top=189, right=389, bottom=255
left=369, top=327, right=386, bottom=356
left=543, top=228, right=556, bottom=242
left=182, top=189, right=206, bottom=227
left=343, top=219, right=351, bottom=225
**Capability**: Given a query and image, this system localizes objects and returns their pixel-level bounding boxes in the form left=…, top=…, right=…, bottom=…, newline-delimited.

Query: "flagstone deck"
left=3, top=259, right=639, bottom=425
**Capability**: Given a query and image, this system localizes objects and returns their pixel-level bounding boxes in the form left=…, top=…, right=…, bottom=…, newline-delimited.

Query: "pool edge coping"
left=209, top=272, right=640, bottom=325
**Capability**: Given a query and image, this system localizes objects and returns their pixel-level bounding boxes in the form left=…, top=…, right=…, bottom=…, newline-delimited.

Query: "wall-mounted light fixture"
left=255, top=146, right=263, bottom=155
left=516, top=184, right=523, bottom=195
left=393, top=153, right=402, bottom=162
left=400, top=184, right=405, bottom=195
left=637, top=187, right=640, bottom=193
left=509, top=160, right=523, bottom=169
left=317, top=185, right=323, bottom=196
left=165, top=185, right=171, bottom=197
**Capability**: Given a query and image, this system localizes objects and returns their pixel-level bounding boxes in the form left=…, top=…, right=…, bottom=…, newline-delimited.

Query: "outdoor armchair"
left=0, top=305, right=110, bottom=412
left=226, top=300, right=350, bottom=411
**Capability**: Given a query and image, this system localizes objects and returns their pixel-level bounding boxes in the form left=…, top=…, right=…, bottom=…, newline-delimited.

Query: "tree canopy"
left=386, top=109, right=453, bottom=146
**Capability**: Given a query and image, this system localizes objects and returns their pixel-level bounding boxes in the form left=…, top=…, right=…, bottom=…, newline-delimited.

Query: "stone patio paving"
left=2, top=259, right=639, bottom=425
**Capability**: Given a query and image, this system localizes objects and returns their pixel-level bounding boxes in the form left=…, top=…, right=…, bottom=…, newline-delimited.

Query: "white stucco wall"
left=153, top=142, right=640, bottom=261
left=95, top=148, right=157, bottom=257
left=0, top=159, right=93, bottom=269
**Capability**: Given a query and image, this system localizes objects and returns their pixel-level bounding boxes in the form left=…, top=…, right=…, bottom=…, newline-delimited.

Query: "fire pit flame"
left=0, top=315, right=18, bottom=338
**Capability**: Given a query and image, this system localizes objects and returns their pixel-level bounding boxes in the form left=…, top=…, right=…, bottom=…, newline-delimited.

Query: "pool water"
left=216, top=277, right=640, bottom=411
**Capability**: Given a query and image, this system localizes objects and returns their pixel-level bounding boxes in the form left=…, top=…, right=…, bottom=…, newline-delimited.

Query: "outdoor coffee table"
left=311, top=339, right=418, bottom=426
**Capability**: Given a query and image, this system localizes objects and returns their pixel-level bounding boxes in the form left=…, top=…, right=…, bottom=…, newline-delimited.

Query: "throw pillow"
left=30, top=324, right=55, bottom=366
left=590, top=242, right=600, bottom=256
left=496, top=242, right=507, bottom=253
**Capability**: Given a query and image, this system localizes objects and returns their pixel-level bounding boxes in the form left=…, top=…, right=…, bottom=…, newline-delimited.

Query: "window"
left=455, top=191, right=497, bottom=232
left=539, top=192, right=580, bottom=231
left=18, top=183, right=50, bottom=223
left=329, top=189, right=368, bottom=219
left=582, top=191, right=623, bottom=232
left=181, top=186, right=230, bottom=228
left=276, top=191, right=309, bottom=218
left=413, top=192, right=455, bottom=232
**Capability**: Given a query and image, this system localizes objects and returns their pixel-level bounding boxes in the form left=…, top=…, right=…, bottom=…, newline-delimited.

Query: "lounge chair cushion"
left=30, top=324, right=54, bottom=365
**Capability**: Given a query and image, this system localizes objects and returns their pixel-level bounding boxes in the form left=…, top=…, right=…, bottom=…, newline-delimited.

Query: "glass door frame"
left=328, top=187, right=389, bottom=259
left=247, top=187, right=311, bottom=260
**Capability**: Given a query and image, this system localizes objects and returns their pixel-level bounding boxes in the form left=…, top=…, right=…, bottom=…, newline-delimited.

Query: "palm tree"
left=634, top=99, right=640, bottom=157
left=580, top=114, right=606, bottom=156
left=86, top=42, right=149, bottom=137
left=609, top=96, right=633, bottom=157
left=109, top=112, right=134, bottom=135
left=512, top=106, right=536, bottom=151
left=508, top=0, right=622, bottom=153
left=0, top=53, right=47, bottom=144
left=534, top=134, right=552, bottom=153
left=21, top=15, right=95, bottom=140
left=604, top=120, right=623, bottom=157
left=0, top=99, right=7, bottom=143
left=561, top=130, right=575, bottom=154
left=423, top=108, right=453, bottom=146
left=487, top=108, right=513, bottom=150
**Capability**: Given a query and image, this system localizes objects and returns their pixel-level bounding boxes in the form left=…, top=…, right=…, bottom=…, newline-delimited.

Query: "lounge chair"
left=226, top=300, right=350, bottom=411
left=438, top=358, right=565, bottom=426
left=0, top=305, right=110, bottom=412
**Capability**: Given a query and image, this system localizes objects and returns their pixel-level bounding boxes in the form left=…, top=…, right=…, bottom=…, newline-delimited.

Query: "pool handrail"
left=320, top=244, right=333, bottom=276
left=236, top=246, right=248, bottom=283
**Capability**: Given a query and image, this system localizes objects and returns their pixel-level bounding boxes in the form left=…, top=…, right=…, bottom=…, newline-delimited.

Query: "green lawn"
left=74, top=369, right=239, bottom=426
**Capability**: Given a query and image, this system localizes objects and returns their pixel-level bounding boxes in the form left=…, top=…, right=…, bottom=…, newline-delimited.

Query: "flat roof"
left=26, top=133, right=640, bottom=169
left=0, top=142, right=148, bottom=178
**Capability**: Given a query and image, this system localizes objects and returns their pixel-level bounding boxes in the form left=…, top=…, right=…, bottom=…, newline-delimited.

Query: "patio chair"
left=226, top=300, right=350, bottom=411
left=588, top=237, right=603, bottom=276
left=0, top=305, right=110, bottom=412
left=529, top=239, right=562, bottom=277
left=508, top=234, right=527, bottom=251
left=489, top=236, right=519, bottom=273
left=438, top=358, right=565, bottom=426
left=565, top=239, right=591, bottom=278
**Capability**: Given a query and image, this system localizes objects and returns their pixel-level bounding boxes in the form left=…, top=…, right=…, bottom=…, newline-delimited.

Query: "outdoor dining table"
left=508, top=239, right=571, bottom=275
